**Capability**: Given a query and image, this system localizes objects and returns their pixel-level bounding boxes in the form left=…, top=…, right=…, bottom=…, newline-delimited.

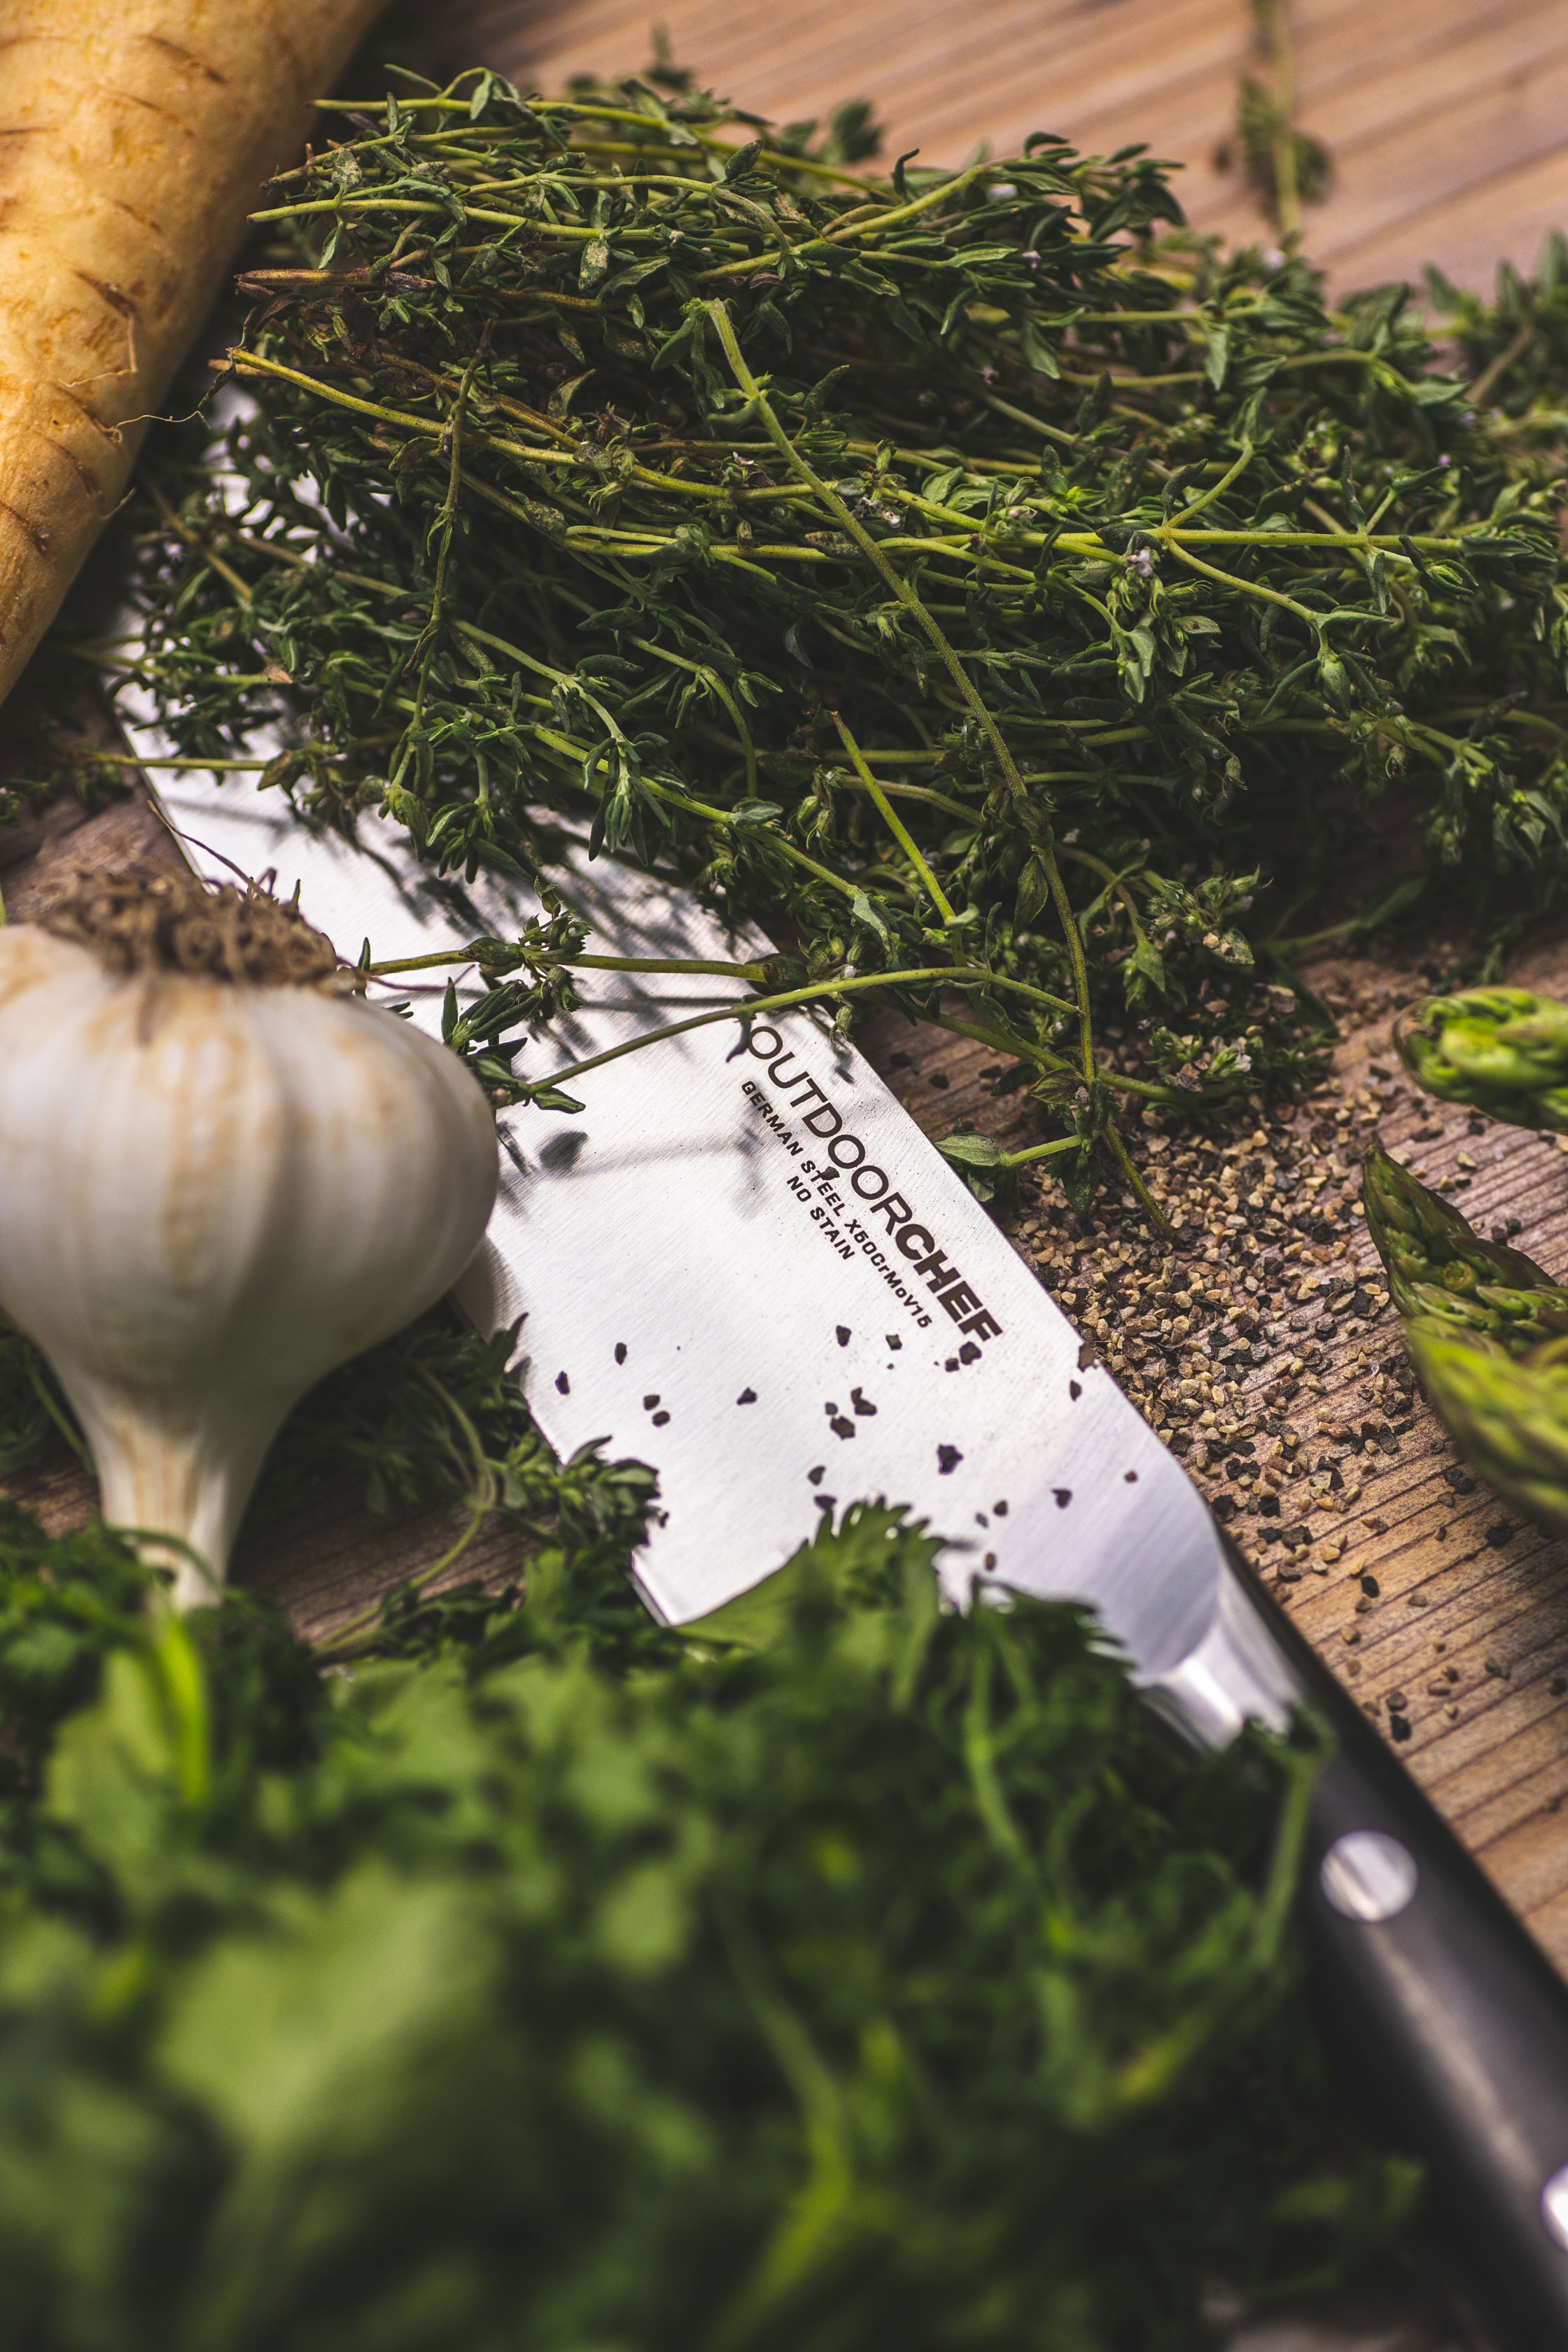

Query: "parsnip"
left=0, top=0, right=384, bottom=705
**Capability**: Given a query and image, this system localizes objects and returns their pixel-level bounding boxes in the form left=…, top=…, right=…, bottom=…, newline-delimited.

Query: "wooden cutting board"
left=8, top=4, right=1566, bottom=2333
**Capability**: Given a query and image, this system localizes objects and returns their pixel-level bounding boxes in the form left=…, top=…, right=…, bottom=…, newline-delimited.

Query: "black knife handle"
left=1228, top=1550, right=1568, bottom=2345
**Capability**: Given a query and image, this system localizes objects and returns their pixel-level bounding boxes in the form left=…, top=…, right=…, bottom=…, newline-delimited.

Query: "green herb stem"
left=526, top=963, right=1085, bottom=1100
left=831, top=713, right=955, bottom=922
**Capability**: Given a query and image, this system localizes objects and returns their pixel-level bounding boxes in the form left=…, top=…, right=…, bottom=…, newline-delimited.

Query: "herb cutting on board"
left=6, top=4, right=1568, bottom=2346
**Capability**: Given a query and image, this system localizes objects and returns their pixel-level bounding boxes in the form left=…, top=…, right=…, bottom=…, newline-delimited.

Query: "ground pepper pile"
left=1018, top=1102, right=1397, bottom=1554
left=876, top=942, right=1568, bottom=1761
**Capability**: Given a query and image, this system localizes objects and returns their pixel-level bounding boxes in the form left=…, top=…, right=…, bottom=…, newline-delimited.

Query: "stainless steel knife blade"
left=150, top=756, right=1295, bottom=1749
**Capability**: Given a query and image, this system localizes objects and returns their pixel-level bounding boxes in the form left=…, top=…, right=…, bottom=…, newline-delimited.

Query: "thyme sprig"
left=88, top=64, right=1568, bottom=1226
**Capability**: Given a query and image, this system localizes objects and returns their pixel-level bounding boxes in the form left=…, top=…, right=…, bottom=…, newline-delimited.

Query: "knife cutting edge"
left=150, top=750, right=1568, bottom=2345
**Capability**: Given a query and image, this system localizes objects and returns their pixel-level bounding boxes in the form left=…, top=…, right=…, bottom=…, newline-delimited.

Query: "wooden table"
left=449, top=0, right=1568, bottom=298
left=11, top=5, right=1568, bottom=2339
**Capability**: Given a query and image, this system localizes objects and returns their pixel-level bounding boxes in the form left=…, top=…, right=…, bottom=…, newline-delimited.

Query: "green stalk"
left=706, top=300, right=1097, bottom=1089
left=1255, top=0, right=1303, bottom=243
left=1105, top=1125, right=1176, bottom=1245
left=831, top=713, right=955, bottom=923
left=1000, top=1137, right=1081, bottom=1167
left=407, top=346, right=483, bottom=741
left=517, top=967, right=984, bottom=1098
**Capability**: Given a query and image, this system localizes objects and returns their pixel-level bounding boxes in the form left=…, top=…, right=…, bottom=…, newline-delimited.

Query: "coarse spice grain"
left=1005, top=995, right=1408, bottom=1588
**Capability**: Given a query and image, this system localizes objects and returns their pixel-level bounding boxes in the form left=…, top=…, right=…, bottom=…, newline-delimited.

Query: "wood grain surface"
left=444, top=0, right=1568, bottom=298
left=10, top=4, right=1568, bottom=2339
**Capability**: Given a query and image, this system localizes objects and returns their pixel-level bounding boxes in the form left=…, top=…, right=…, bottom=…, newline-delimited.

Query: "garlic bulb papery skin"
left=0, top=920, right=498, bottom=1608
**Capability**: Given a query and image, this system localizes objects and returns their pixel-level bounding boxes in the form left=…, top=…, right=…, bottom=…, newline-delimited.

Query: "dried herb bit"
left=0, top=1497, right=1416, bottom=2344
left=1213, top=0, right=1333, bottom=239
left=39, top=866, right=347, bottom=988
left=102, top=66, right=1568, bottom=1224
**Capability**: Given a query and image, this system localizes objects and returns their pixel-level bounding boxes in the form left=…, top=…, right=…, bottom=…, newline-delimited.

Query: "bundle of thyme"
left=86, top=62, right=1568, bottom=1224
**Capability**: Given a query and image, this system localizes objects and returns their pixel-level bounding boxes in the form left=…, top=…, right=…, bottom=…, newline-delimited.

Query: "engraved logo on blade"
left=741, top=1025, right=1005, bottom=1362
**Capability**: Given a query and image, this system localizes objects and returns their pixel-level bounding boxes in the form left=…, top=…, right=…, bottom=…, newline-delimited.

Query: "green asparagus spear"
left=1374, top=1009, right=1568, bottom=1526
left=1404, top=1319, right=1568, bottom=1535
left=1362, top=1143, right=1568, bottom=1348
left=1397, top=988, right=1568, bottom=1130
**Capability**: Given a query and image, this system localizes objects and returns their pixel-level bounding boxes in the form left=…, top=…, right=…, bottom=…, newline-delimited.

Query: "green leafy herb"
left=1427, top=232, right=1568, bottom=428
left=0, top=1497, right=1417, bottom=2348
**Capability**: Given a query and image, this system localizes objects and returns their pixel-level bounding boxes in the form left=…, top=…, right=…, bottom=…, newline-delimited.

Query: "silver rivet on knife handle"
left=1319, top=1830, right=1420, bottom=1924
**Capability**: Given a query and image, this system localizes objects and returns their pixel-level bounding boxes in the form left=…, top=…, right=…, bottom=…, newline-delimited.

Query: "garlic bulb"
left=0, top=873, right=497, bottom=1607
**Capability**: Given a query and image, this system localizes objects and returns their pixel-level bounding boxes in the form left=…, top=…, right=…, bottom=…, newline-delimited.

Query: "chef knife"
left=153, top=752, right=1568, bottom=2344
